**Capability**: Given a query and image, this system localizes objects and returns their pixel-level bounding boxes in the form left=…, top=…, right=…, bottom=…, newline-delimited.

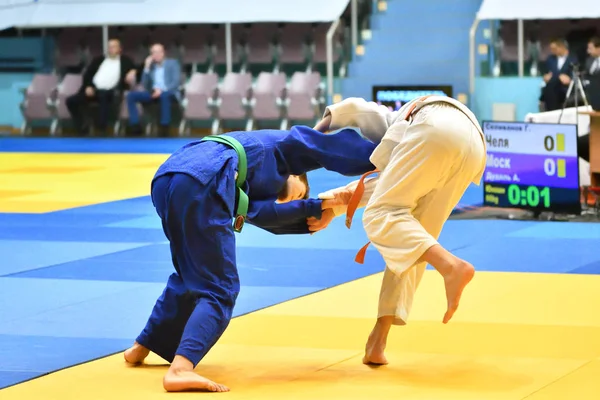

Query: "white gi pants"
left=362, top=103, right=486, bottom=325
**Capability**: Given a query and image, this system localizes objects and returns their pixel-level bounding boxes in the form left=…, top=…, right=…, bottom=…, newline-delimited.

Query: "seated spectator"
left=126, top=43, right=181, bottom=137
left=584, top=36, right=600, bottom=79
left=66, top=38, right=135, bottom=135
left=539, top=38, right=578, bottom=111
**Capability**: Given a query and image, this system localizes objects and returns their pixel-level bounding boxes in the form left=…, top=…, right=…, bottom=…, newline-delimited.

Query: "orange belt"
left=346, top=95, right=432, bottom=264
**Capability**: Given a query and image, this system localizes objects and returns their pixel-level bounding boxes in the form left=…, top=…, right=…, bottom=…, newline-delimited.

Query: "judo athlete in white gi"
left=123, top=126, right=377, bottom=392
left=310, top=96, right=487, bottom=365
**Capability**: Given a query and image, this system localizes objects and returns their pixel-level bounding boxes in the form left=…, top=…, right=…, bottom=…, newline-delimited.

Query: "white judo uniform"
left=319, top=96, right=487, bottom=325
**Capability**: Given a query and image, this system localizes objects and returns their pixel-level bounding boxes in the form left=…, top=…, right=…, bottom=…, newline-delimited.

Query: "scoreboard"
left=372, top=85, right=452, bottom=111
left=482, top=121, right=581, bottom=214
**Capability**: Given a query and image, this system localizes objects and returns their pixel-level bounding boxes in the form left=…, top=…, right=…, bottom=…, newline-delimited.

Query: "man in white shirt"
left=66, top=38, right=135, bottom=135
left=539, top=38, right=577, bottom=111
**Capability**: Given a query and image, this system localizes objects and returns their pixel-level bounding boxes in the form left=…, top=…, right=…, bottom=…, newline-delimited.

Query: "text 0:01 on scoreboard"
left=484, top=183, right=580, bottom=213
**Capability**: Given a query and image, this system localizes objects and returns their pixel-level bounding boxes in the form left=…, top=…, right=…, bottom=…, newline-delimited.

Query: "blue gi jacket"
left=153, top=126, right=376, bottom=234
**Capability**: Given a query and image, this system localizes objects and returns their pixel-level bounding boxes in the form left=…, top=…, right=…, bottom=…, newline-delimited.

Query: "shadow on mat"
left=126, top=363, right=170, bottom=369
left=296, top=357, right=533, bottom=392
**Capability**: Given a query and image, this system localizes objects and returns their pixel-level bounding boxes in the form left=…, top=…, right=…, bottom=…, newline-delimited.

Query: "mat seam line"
left=285, top=351, right=364, bottom=384
left=314, top=352, right=363, bottom=372
left=1, top=243, right=160, bottom=279
left=520, top=359, right=595, bottom=400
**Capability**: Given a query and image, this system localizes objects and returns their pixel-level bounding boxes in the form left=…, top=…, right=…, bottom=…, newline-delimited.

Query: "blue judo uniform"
left=136, top=125, right=376, bottom=366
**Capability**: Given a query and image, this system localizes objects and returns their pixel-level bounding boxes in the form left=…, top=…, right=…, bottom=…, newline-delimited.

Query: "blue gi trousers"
left=136, top=170, right=240, bottom=367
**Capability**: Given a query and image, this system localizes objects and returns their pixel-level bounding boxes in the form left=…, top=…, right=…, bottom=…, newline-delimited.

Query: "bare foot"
left=124, top=342, right=150, bottom=365
left=442, top=260, right=475, bottom=324
left=163, top=369, right=229, bottom=393
left=362, top=331, right=389, bottom=365
left=363, top=341, right=388, bottom=366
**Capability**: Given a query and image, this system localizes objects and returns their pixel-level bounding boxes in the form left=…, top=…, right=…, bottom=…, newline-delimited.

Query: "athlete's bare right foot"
left=442, top=260, right=475, bottom=324
left=163, top=370, right=229, bottom=393
left=124, top=342, right=150, bottom=365
left=363, top=341, right=388, bottom=366
left=362, top=325, right=389, bottom=366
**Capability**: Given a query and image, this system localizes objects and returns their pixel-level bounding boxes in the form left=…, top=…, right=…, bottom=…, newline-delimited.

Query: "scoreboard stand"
left=582, top=186, right=600, bottom=216
left=452, top=206, right=599, bottom=222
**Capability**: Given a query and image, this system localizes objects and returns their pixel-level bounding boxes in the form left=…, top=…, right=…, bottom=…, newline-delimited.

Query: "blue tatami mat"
left=0, top=372, right=43, bottom=390
left=0, top=240, right=152, bottom=276
left=0, top=334, right=132, bottom=375
left=507, top=221, right=600, bottom=240
left=11, top=245, right=385, bottom=287
left=0, top=281, right=322, bottom=340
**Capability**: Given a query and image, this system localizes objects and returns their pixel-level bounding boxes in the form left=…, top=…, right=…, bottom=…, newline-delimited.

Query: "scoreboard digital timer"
left=482, top=121, right=581, bottom=214
left=372, top=85, right=452, bottom=111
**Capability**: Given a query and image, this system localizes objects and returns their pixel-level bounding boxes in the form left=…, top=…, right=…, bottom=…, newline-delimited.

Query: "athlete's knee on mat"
left=136, top=332, right=179, bottom=363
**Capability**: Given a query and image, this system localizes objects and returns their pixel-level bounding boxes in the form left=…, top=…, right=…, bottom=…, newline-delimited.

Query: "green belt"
left=201, top=135, right=249, bottom=233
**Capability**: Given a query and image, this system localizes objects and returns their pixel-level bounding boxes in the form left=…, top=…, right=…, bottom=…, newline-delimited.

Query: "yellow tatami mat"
left=0, top=153, right=166, bottom=213
left=2, top=270, right=599, bottom=400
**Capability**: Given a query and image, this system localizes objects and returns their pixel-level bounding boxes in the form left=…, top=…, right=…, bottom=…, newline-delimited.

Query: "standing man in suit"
left=539, top=38, right=578, bottom=111
left=126, top=43, right=181, bottom=137
left=584, top=36, right=600, bottom=79
left=66, top=38, right=136, bottom=135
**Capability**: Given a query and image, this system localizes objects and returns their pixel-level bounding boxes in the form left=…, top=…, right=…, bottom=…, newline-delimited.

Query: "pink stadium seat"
left=215, top=25, right=243, bottom=65
left=279, top=24, right=313, bottom=64
left=49, top=73, right=82, bottom=135
left=20, top=74, right=59, bottom=135
left=246, top=24, right=278, bottom=64
left=180, top=25, right=212, bottom=67
left=247, top=72, right=287, bottom=128
left=283, top=71, right=323, bottom=125
left=179, top=72, right=219, bottom=135
left=118, top=27, right=150, bottom=65
left=55, top=28, right=86, bottom=69
left=213, top=72, right=253, bottom=122
left=313, top=23, right=341, bottom=64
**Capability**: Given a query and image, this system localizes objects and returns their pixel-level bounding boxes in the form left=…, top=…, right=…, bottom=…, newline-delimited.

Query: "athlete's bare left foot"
left=442, top=260, right=475, bottom=324
left=163, top=370, right=229, bottom=393
left=124, top=342, right=150, bottom=365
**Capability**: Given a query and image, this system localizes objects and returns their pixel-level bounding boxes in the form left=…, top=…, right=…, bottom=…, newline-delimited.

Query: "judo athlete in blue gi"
left=123, top=125, right=376, bottom=392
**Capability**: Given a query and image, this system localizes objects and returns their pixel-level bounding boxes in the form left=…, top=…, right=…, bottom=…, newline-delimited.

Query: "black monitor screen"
left=372, top=85, right=453, bottom=111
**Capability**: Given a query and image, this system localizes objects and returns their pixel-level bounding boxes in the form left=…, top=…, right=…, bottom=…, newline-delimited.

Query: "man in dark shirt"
left=539, top=38, right=578, bottom=111
left=66, top=38, right=136, bottom=135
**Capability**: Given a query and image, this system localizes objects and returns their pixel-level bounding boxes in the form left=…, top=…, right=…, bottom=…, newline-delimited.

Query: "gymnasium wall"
left=339, top=0, right=485, bottom=104
left=472, top=77, right=543, bottom=121
left=0, top=73, right=33, bottom=128
left=0, top=37, right=53, bottom=129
